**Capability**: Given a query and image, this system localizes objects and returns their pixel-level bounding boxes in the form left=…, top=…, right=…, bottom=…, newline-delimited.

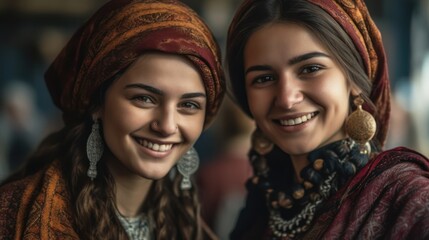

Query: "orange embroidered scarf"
left=45, top=0, right=225, bottom=127
left=0, top=161, right=78, bottom=239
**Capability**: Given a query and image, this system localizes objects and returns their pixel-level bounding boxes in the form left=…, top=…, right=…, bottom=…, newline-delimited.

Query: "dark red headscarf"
left=227, top=0, right=390, bottom=147
left=307, top=0, right=390, bottom=148
left=45, top=0, right=225, bottom=127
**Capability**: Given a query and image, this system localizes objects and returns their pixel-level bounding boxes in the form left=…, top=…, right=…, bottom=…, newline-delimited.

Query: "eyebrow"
left=289, top=51, right=330, bottom=65
left=125, top=83, right=206, bottom=99
left=245, top=51, right=331, bottom=76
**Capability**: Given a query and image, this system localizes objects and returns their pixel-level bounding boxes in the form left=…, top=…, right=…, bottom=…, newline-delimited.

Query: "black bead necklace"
left=249, top=129, right=370, bottom=239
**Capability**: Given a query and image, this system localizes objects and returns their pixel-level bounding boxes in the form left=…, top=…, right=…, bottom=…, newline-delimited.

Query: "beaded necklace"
left=250, top=130, right=371, bottom=239
left=115, top=209, right=152, bottom=240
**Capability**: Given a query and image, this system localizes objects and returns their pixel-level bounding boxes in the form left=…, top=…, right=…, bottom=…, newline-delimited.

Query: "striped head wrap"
left=307, top=0, right=390, bottom=148
left=45, top=0, right=225, bottom=127
left=227, top=0, right=390, bottom=146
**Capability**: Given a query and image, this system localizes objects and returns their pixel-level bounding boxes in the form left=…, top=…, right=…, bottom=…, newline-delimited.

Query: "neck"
left=106, top=156, right=153, bottom=218
left=115, top=175, right=153, bottom=218
left=289, top=154, right=309, bottom=183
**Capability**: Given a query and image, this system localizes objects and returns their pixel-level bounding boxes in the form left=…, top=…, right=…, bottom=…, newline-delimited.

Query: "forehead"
left=244, top=22, right=328, bottom=64
left=112, top=52, right=205, bottom=93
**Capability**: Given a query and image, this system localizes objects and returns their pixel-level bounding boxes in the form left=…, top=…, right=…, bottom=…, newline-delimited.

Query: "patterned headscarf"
left=45, top=0, right=225, bottom=127
left=227, top=0, right=390, bottom=147
left=307, top=0, right=390, bottom=148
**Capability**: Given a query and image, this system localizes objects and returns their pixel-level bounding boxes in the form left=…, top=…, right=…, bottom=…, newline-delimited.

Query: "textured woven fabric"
left=45, top=0, right=224, bottom=127
left=228, top=0, right=390, bottom=147
left=0, top=160, right=79, bottom=239
left=231, top=147, right=429, bottom=240
left=307, top=0, right=390, bottom=148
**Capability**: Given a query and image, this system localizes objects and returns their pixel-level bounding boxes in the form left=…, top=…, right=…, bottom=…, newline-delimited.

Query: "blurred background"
left=0, top=0, right=428, bottom=238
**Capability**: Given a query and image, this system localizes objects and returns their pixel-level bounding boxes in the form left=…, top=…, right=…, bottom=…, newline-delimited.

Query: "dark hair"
left=226, top=0, right=374, bottom=117
left=2, top=74, right=203, bottom=239
left=227, top=2, right=381, bottom=238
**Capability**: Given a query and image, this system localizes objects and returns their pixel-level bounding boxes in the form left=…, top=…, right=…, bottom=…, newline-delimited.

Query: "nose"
left=150, top=107, right=178, bottom=136
left=274, top=75, right=304, bottom=109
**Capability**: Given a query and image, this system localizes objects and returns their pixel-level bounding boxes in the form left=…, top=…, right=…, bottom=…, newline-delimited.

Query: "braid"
left=152, top=178, right=177, bottom=239
left=172, top=174, right=201, bottom=239
left=61, top=120, right=128, bottom=239
left=2, top=115, right=207, bottom=239
left=149, top=171, right=203, bottom=239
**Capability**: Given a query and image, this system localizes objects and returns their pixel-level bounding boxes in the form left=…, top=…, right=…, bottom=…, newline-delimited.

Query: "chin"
left=277, top=142, right=317, bottom=156
left=138, top=169, right=171, bottom=180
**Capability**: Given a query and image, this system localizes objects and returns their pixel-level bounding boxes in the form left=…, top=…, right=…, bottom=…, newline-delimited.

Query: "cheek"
left=186, top=115, right=205, bottom=140
left=313, top=75, right=350, bottom=108
left=246, top=88, right=268, bottom=117
left=103, top=101, right=144, bottom=136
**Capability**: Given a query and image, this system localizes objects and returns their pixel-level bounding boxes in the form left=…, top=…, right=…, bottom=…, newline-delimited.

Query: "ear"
left=92, top=109, right=102, bottom=122
left=350, top=84, right=361, bottom=97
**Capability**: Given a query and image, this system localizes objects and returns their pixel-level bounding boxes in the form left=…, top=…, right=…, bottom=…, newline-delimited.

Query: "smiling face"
left=99, top=52, right=206, bottom=180
left=244, top=23, right=352, bottom=158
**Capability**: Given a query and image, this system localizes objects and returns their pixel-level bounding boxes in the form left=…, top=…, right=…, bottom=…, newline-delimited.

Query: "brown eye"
left=301, top=65, right=323, bottom=74
left=181, top=101, right=200, bottom=109
left=252, top=75, right=275, bottom=85
left=179, top=101, right=203, bottom=115
left=132, top=95, right=154, bottom=103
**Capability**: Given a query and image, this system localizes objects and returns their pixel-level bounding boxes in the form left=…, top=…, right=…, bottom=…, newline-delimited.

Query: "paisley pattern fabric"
left=228, top=0, right=425, bottom=239
left=228, top=0, right=390, bottom=146
left=45, top=0, right=224, bottom=127
left=303, top=147, right=429, bottom=239
left=231, top=148, right=429, bottom=239
left=0, top=160, right=79, bottom=239
left=307, top=0, right=390, bottom=148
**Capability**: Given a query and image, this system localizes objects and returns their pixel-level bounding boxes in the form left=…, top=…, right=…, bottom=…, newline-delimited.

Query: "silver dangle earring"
left=87, top=119, right=104, bottom=180
left=177, top=147, right=200, bottom=190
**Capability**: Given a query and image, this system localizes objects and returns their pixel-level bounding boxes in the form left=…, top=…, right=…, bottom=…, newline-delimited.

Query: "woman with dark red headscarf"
left=226, top=0, right=429, bottom=239
left=0, top=0, right=224, bottom=239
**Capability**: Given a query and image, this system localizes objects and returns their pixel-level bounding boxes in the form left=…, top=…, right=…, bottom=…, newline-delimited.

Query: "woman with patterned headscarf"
left=226, top=0, right=429, bottom=239
left=0, top=0, right=224, bottom=239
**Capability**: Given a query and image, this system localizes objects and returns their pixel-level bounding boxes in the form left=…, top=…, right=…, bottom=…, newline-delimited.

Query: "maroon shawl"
left=302, top=147, right=429, bottom=239
left=232, top=148, right=429, bottom=239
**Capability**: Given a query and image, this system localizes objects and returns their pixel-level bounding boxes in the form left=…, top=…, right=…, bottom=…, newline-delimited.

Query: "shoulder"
left=378, top=147, right=428, bottom=160
left=0, top=172, right=44, bottom=237
left=370, top=147, right=429, bottom=175
left=367, top=147, right=429, bottom=189
left=0, top=160, right=77, bottom=238
left=366, top=147, right=429, bottom=237
left=332, top=147, right=429, bottom=238
left=0, top=170, right=45, bottom=210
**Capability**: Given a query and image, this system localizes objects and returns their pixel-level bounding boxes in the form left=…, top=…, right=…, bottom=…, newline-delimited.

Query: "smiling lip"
left=132, top=136, right=178, bottom=158
left=278, top=112, right=317, bottom=126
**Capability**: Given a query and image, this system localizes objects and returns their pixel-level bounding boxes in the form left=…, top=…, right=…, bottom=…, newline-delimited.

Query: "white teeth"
left=280, top=112, right=316, bottom=126
left=139, top=139, right=173, bottom=152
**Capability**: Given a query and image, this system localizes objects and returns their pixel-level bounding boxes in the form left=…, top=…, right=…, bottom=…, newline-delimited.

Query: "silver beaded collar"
left=115, top=210, right=152, bottom=240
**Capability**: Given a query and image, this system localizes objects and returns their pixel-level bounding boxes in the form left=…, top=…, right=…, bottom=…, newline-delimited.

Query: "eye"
left=251, top=75, right=275, bottom=85
left=181, top=101, right=200, bottom=109
left=301, top=65, right=324, bottom=74
left=179, top=101, right=202, bottom=113
left=132, top=95, right=155, bottom=105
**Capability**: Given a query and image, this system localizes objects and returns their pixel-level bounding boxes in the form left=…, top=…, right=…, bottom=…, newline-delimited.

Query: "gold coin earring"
left=345, top=95, right=376, bottom=155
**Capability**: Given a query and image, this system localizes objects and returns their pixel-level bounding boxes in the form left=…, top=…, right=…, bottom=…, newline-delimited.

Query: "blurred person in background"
left=197, top=98, right=253, bottom=239
left=0, top=0, right=225, bottom=239
left=0, top=80, right=46, bottom=176
left=410, top=0, right=429, bottom=157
